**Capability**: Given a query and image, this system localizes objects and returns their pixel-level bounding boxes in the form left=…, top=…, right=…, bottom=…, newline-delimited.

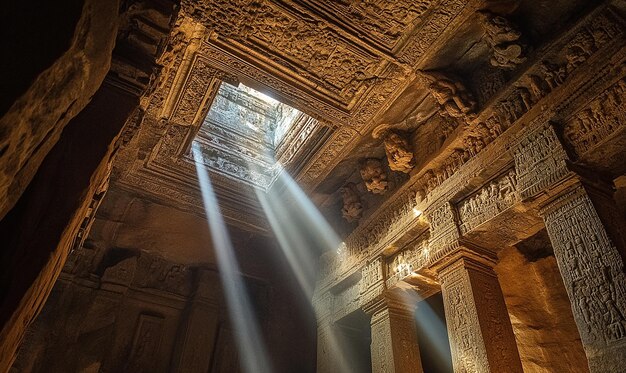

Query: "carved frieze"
left=171, top=56, right=234, bottom=125
left=398, top=0, right=468, bottom=65
left=457, top=169, right=519, bottom=234
left=301, top=127, right=357, bottom=183
left=564, top=77, right=626, bottom=156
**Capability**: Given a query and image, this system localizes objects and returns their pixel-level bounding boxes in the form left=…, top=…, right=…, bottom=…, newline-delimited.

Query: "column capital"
left=428, top=242, right=497, bottom=277
left=362, top=290, right=419, bottom=319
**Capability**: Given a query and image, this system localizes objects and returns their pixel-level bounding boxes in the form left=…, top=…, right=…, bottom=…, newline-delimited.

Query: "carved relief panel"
left=563, top=77, right=626, bottom=156
left=359, top=257, right=385, bottom=306
left=511, top=121, right=570, bottom=200
left=426, top=202, right=460, bottom=261
left=125, top=314, right=165, bottom=373
left=542, top=187, right=626, bottom=347
left=439, top=261, right=489, bottom=373
left=457, top=169, right=519, bottom=234
left=386, top=238, right=430, bottom=286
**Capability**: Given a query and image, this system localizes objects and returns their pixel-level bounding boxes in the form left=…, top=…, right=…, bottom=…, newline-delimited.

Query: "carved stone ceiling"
left=110, top=0, right=608, bottom=242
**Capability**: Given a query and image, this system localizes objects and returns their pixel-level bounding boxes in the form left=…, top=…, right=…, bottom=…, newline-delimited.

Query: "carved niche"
left=360, top=158, right=389, bottom=195
left=478, top=11, right=527, bottom=70
left=340, top=182, right=363, bottom=223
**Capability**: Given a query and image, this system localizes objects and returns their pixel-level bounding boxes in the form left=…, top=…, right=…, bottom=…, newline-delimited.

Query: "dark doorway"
left=415, top=293, right=453, bottom=373
left=335, top=310, right=372, bottom=373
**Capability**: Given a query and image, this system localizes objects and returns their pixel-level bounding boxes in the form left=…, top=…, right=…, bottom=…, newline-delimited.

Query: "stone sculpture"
left=340, top=182, right=363, bottom=222
left=479, top=11, right=527, bottom=69
left=360, top=158, right=389, bottom=194
left=383, top=132, right=415, bottom=174
left=420, top=71, right=477, bottom=122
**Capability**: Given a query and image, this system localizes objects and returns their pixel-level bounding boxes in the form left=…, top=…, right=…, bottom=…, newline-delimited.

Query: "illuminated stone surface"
left=2, top=1, right=626, bottom=373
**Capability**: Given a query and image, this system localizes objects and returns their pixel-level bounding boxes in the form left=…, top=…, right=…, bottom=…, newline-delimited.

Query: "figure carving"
left=540, top=61, right=566, bottom=90
left=479, top=11, right=527, bottom=69
left=419, top=71, right=477, bottom=122
left=382, top=132, right=415, bottom=173
left=360, top=158, right=389, bottom=195
left=566, top=30, right=596, bottom=72
left=340, top=182, right=363, bottom=223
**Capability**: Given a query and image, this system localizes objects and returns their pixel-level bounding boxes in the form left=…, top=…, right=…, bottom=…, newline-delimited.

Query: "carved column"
left=541, top=183, right=626, bottom=371
left=427, top=199, right=522, bottom=373
left=171, top=268, right=220, bottom=373
left=436, top=250, right=523, bottom=373
left=365, top=297, right=423, bottom=373
left=360, top=257, right=424, bottom=373
left=513, top=120, right=626, bottom=371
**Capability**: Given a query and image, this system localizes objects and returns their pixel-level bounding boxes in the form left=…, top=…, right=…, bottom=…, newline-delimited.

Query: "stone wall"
left=496, top=244, right=588, bottom=372
left=0, top=1, right=180, bottom=370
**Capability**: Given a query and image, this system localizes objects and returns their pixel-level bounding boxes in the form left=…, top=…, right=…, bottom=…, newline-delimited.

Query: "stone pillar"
left=541, top=182, right=626, bottom=371
left=170, top=268, right=220, bottom=373
left=359, top=256, right=424, bottom=373
left=512, top=119, right=626, bottom=371
left=366, top=297, right=423, bottom=373
left=435, top=250, right=523, bottom=373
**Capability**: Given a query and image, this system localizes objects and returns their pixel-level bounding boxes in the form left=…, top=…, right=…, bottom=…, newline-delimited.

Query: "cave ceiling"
left=109, top=0, right=606, bottom=239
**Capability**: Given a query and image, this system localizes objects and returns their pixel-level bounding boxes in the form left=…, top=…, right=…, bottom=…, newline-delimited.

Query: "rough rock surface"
left=496, top=245, right=589, bottom=373
left=0, top=0, right=120, bottom=219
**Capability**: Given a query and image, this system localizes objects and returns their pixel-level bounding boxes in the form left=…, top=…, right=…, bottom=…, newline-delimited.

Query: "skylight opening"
left=191, top=81, right=304, bottom=189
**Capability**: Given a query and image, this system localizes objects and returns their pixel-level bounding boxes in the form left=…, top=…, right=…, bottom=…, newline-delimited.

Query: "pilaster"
left=541, top=182, right=626, bottom=372
left=313, top=291, right=340, bottom=373
left=514, top=117, right=626, bottom=371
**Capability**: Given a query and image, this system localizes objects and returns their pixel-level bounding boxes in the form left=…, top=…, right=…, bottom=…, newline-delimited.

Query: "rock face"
left=0, top=1, right=180, bottom=371
left=496, top=245, right=589, bottom=373
left=0, top=0, right=120, bottom=219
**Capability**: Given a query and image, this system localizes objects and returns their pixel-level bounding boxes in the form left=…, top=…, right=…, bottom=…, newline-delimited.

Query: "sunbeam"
left=192, top=144, right=273, bottom=373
